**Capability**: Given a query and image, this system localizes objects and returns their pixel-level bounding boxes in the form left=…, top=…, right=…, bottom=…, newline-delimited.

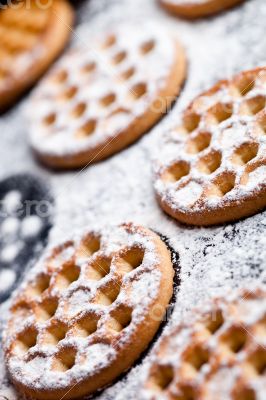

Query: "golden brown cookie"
left=159, top=0, right=245, bottom=19
left=0, top=0, right=74, bottom=110
left=142, top=287, right=266, bottom=400
left=3, top=223, right=174, bottom=399
left=154, top=67, right=266, bottom=226
left=28, top=23, right=186, bottom=169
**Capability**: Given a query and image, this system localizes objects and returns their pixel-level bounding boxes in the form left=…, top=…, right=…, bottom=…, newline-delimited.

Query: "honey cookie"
left=28, top=24, right=186, bottom=169
left=142, top=287, right=266, bottom=400
left=154, top=67, right=266, bottom=226
left=159, top=0, right=245, bottom=19
left=3, top=223, right=174, bottom=399
left=0, top=0, right=74, bottom=110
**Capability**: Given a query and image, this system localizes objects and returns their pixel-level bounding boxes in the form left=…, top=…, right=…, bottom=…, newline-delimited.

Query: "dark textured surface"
left=0, top=174, right=53, bottom=303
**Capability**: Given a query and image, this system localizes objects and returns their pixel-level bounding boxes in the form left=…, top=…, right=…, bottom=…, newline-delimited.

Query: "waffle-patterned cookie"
left=0, top=0, right=73, bottom=110
left=154, top=67, right=266, bottom=226
left=142, top=287, right=266, bottom=400
left=3, top=223, right=174, bottom=399
left=159, top=0, right=245, bottom=19
left=28, top=23, right=186, bottom=169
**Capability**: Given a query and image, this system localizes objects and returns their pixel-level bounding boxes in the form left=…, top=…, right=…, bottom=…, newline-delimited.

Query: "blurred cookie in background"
left=28, top=23, right=186, bottom=169
left=159, top=0, right=245, bottom=19
left=0, top=173, right=53, bottom=303
left=0, top=0, right=74, bottom=110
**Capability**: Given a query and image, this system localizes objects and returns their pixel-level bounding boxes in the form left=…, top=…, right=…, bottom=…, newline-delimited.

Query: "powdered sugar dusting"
left=29, top=22, right=179, bottom=158
left=172, top=180, right=203, bottom=206
left=3, top=224, right=166, bottom=395
left=0, top=0, right=266, bottom=398
left=246, top=165, right=266, bottom=187
left=161, top=0, right=222, bottom=5
left=154, top=68, right=266, bottom=216
left=141, top=288, right=266, bottom=399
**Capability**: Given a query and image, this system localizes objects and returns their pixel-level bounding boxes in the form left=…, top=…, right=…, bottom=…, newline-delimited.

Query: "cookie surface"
left=3, top=223, right=174, bottom=399
left=0, top=0, right=74, bottom=110
left=28, top=24, right=186, bottom=169
left=154, top=67, right=266, bottom=226
left=159, top=0, right=245, bottom=19
left=142, top=287, right=266, bottom=399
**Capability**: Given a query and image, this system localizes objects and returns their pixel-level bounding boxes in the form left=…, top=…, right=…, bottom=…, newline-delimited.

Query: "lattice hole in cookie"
left=204, top=309, right=224, bottom=334
left=71, top=102, right=87, bottom=118
left=233, top=387, right=256, bottom=400
left=43, top=321, right=68, bottom=345
left=13, top=326, right=38, bottom=356
left=116, top=247, right=145, bottom=274
left=242, top=95, right=266, bottom=115
left=186, top=131, right=212, bottom=154
left=95, top=282, right=120, bottom=306
left=197, top=151, right=222, bottom=175
left=81, top=61, right=96, bottom=74
left=120, top=66, right=135, bottom=80
left=5, top=35, right=30, bottom=54
left=112, top=50, right=127, bottom=64
left=232, top=142, right=258, bottom=166
left=140, top=39, right=155, bottom=55
left=53, top=69, right=68, bottom=84
left=162, top=161, right=190, bottom=183
left=75, top=313, right=100, bottom=337
left=235, top=75, right=255, bottom=96
left=148, top=364, right=174, bottom=392
left=247, top=348, right=266, bottom=375
left=130, top=82, right=147, bottom=100
left=35, top=298, right=59, bottom=322
left=182, top=112, right=201, bottom=134
left=208, top=103, right=233, bottom=124
left=221, top=326, right=248, bottom=354
left=240, top=161, right=266, bottom=186
left=52, top=347, right=77, bottom=372
left=183, top=345, right=210, bottom=377
left=100, top=93, right=116, bottom=107
left=48, top=241, right=75, bottom=271
left=76, top=119, right=97, bottom=138
left=43, top=112, right=56, bottom=126
left=103, top=34, right=117, bottom=48
left=76, top=234, right=101, bottom=261
left=175, top=385, right=196, bottom=400
left=86, top=255, right=112, bottom=281
left=60, top=86, right=78, bottom=101
left=107, top=306, right=132, bottom=333
left=54, top=264, right=80, bottom=291
left=206, top=172, right=236, bottom=197
left=26, top=273, right=51, bottom=298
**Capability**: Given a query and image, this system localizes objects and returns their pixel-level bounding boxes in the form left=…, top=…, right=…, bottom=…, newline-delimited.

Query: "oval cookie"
left=3, top=223, right=174, bottom=399
left=28, top=23, right=186, bottom=169
left=159, top=0, right=245, bottom=19
left=154, top=67, right=266, bottom=226
left=142, top=287, right=266, bottom=400
left=0, top=0, right=74, bottom=110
